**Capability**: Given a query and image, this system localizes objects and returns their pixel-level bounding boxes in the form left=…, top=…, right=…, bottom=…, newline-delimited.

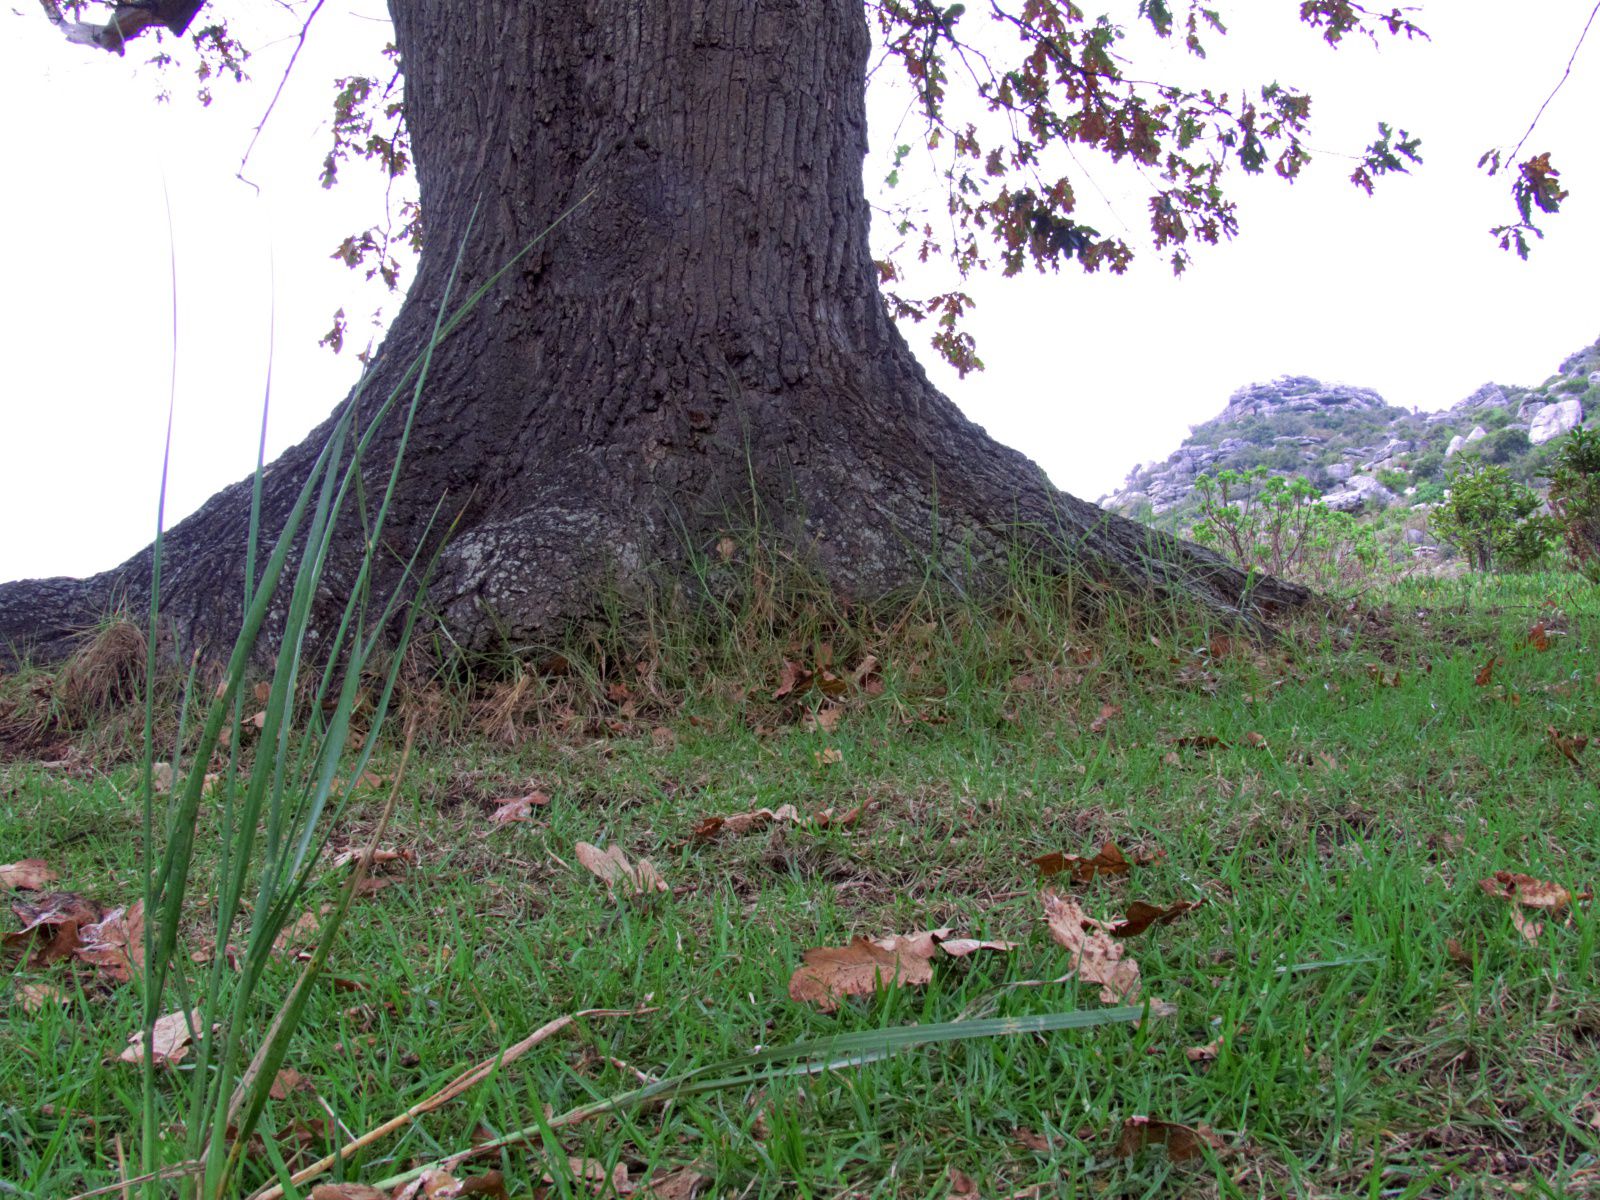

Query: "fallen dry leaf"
left=814, top=801, right=868, bottom=829
left=947, top=1167, right=980, bottom=1197
left=1445, top=937, right=1474, bottom=967
left=1528, top=621, right=1551, bottom=651
left=576, top=842, right=668, bottom=897
left=269, top=1068, right=313, bottom=1100
left=1042, top=893, right=1141, bottom=1005
left=636, top=1166, right=712, bottom=1199
left=274, top=904, right=334, bottom=955
left=5, top=892, right=105, bottom=966
left=805, top=706, right=843, bottom=733
left=1547, top=726, right=1590, bottom=767
left=1479, top=871, right=1590, bottom=942
left=118, top=1008, right=204, bottom=1067
left=544, top=1159, right=630, bottom=1194
left=1479, top=871, right=1585, bottom=911
left=1032, top=841, right=1130, bottom=883
left=1242, top=731, right=1268, bottom=749
left=1089, top=703, right=1121, bottom=734
left=688, top=804, right=802, bottom=842
left=1172, top=735, right=1226, bottom=753
left=330, top=846, right=414, bottom=870
left=74, top=901, right=145, bottom=983
left=1474, top=656, right=1497, bottom=687
left=1185, top=1034, right=1224, bottom=1063
left=1111, top=899, right=1204, bottom=938
left=813, top=747, right=843, bottom=766
left=0, top=860, right=57, bottom=891
left=1113, top=1116, right=1225, bottom=1161
left=1014, top=1127, right=1052, bottom=1153
left=788, top=928, right=1011, bottom=1011
left=310, top=1185, right=390, bottom=1200
left=16, top=981, right=70, bottom=1013
left=488, top=791, right=550, bottom=825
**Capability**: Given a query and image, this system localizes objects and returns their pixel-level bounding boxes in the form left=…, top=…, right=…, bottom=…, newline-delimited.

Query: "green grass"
left=3, top=573, right=1598, bottom=1198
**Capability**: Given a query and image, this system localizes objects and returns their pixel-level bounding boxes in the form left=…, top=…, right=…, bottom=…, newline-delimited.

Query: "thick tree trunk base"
left=0, top=290, right=1308, bottom=668
left=0, top=0, right=1311, bottom=666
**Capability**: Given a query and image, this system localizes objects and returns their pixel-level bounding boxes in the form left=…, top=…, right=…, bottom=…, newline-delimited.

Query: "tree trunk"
left=0, top=0, right=1307, bottom=665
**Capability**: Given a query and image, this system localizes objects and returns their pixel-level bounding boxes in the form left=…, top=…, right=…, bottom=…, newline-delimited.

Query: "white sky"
left=1, top=2, right=1596, bottom=582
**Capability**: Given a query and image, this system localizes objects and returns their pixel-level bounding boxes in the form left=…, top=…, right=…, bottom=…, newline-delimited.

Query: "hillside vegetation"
left=1103, top=339, right=1600, bottom=554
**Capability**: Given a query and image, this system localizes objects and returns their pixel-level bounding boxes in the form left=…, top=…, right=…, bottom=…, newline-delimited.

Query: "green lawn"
left=3, top=574, right=1597, bottom=1198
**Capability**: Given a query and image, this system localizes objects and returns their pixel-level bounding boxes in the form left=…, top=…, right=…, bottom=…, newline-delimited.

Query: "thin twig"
left=1506, top=1, right=1600, bottom=166
left=244, top=1006, right=653, bottom=1200
left=237, top=0, right=329, bottom=192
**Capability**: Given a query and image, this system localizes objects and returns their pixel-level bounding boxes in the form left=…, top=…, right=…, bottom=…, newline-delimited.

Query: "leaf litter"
left=788, top=928, right=1015, bottom=1010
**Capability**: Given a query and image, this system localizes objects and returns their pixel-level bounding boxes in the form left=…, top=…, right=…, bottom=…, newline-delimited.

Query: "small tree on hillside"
left=1548, top=427, right=1600, bottom=581
left=1429, top=457, right=1554, bottom=572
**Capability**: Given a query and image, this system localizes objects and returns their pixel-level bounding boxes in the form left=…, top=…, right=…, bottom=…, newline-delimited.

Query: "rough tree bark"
left=0, top=0, right=1307, bottom=665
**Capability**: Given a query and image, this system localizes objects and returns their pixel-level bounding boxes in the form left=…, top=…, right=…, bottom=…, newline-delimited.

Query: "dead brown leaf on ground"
left=274, top=904, right=335, bottom=956
left=1113, top=1116, right=1225, bottom=1161
left=544, top=1159, right=630, bottom=1194
left=1185, top=1034, right=1224, bottom=1063
left=118, top=1008, right=205, bottom=1067
left=576, top=842, right=668, bottom=897
left=1090, top=703, right=1120, bottom=734
left=310, top=1185, right=390, bottom=1200
left=947, top=1167, right=980, bottom=1197
left=687, top=804, right=802, bottom=842
left=1479, top=871, right=1588, bottom=912
left=1474, top=656, right=1498, bottom=687
left=1528, top=621, right=1551, bottom=651
left=1547, top=726, right=1590, bottom=767
left=1479, top=870, right=1590, bottom=943
left=1111, top=899, right=1204, bottom=938
left=74, top=901, right=145, bottom=983
left=391, top=1169, right=510, bottom=1198
left=1242, top=731, right=1268, bottom=749
left=16, top=981, right=70, bottom=1013
left=270, top=1067, right=314, bottom=1100
left=0, top=859, right=57, bottom=890
left=487, top=791, right=550, bottom=826
left=1445, top=937, right=1474, bottom=967
left=1042, top=893, right=1141, bottom=1005
left=1033, top=841, right=1158, bottom=883
left=635, top=1166, right=712, bottom=1199
left=788, top=928, right=1013, bottom=1011
left=331, top=846, right=415, bottom=871
left=5, top=892, right=105, bottom=967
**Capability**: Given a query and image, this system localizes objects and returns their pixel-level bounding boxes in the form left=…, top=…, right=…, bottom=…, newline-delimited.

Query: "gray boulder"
left=1321, top=474, right=1397, bottom=513
left=1465, top=425, right=1488, bottom=445
left=1325, top=462, right=1354, bottom=482
left=1446, top=434, right=1466, bottom=457
left=1531, top=398, right=1584, bottom=444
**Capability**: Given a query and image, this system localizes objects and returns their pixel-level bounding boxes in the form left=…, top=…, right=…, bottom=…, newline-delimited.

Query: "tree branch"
left=37, top=0, right=206, bottom=56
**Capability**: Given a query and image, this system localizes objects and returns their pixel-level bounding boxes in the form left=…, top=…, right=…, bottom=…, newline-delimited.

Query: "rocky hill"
left=1103, top=339, right=1600, bottom=528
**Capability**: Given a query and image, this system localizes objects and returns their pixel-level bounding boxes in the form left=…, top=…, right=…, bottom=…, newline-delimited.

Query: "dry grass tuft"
left=55, top=617, right=145, bottom=724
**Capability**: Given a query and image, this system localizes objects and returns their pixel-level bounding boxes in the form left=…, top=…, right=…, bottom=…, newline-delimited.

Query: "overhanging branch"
left=38, top=0, right=205, bottom=55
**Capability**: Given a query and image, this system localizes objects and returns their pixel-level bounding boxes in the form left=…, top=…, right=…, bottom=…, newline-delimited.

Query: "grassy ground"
left=2, top=572, right=1597, bottom=1198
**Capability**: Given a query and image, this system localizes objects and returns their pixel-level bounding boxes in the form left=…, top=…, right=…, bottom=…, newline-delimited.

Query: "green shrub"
left=1376, top=468, right=1410, bottom=491
left=1410, top=450, right=1445, bottom=481
left=1411, top=480, right=1446, bottom=506
left=1190, top=467, right=1381, bottom=590
left=1481, top=426, right=1530, bottom=464
left=1548, top=427, right=1600, bottom=582
left=1481, top=406, right=1513, bottom=430
left=1554, top=375, right=1590, bottom=395
left=1429, top=456, right=1556, bottom=571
